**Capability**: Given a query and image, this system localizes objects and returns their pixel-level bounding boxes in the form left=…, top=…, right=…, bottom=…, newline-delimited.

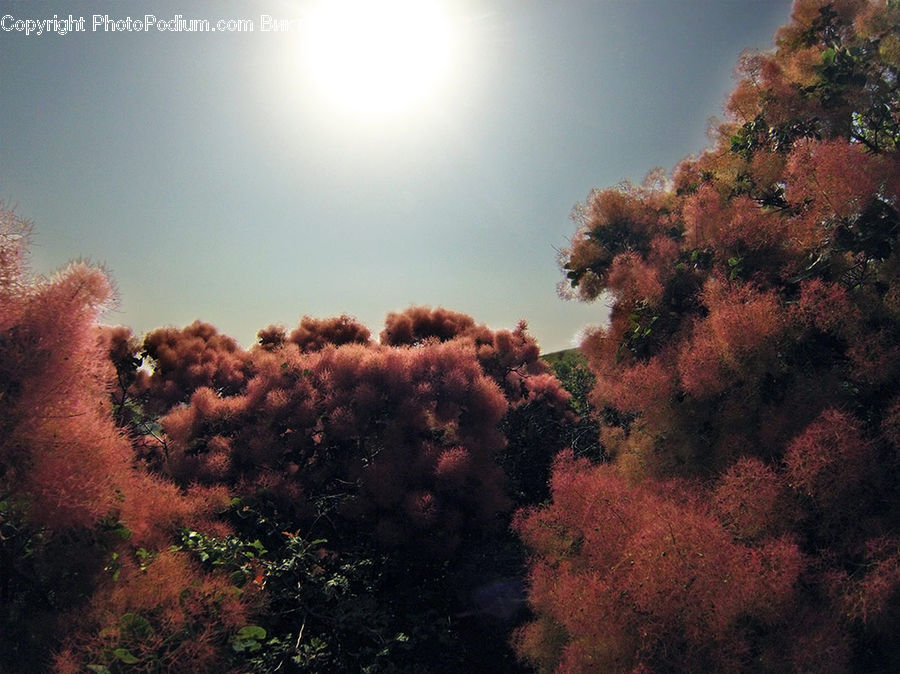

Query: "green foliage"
left=230, top=625, right=267, bottom=654
left=729, top=115, right=822, bottom=159
left=0, top=499, right=117, bottom=672
left=167, top=495, right=526, bottom=673
left=542, top=349, right=594, bottom=417
left=619, top=300, right=661, bottom=360
left=542, top=349, right=604, bottom=461
left=241, top=533, right=407, bottom=672
left=834, top=198, right=898, bottom=263
left=174, top=528, right=266, bottom=587
left=497, top=349, right=604, bottom=505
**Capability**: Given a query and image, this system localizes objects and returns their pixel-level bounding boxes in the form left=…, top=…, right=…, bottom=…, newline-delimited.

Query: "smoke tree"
left=137, top=320, right=255, bottom=414
left=146, top=306, right=572, bottom=551
left=0, top=210, right=258, bottom=672
left=381, top=306, right=579, bottom=504
left=82, top=304, right=578, bottom=669
left=160, top=336, right=512, bottom=554
left=517, top=1, right=900, bottom=671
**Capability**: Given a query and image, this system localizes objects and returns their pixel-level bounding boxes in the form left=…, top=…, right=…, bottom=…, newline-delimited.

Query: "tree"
left=381, top=306, right=581, bottom=505
left=1, top=209, right=253, bottom=671
left=160, top=337, right=512, bottom=555
left=138, top=320, right=254, bottom=414
left=257, top=313, right=372, bottom=353
left=514, top=451, right=804, bottom=673
left=119, top=307, right=579, bottom=669
left=517, top=1, right=900, bottom=671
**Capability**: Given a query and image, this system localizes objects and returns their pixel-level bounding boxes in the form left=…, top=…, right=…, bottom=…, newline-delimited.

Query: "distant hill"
left=540, top=347, right=585, bottom=370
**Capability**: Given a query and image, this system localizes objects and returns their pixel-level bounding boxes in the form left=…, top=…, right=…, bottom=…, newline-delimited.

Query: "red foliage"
left=0, top=250, right=224, bottom=544
left=712, top=457, right=792, bottom=542
left=97, top=324, right=141, bottom=377
left=847, top=327, right=900, bottom=387
left=287, top=313, right=371, bottom=352
left=379, top=306, right=554, bottom=405
left=602, top=351, right=677, bottom=418
left=677, top=279, right=784, bottom=398
left=380, top=305, right=477, bottom=345
left=682, top=186, right=788, bottom=257
left=139, top=320, right=253, bottom=412
left=784, top=408, right=875, bottom=508
left=148, top=308, right=570, bottom=558
left=561, top=184, right=672, bottom=302
left=537, top=1, right=900, bottom=670
left=513, top=451, right=804, bottom=673
left=785, top=138, right=894, bottom=223
left=55, top=549, right=257, bottom=673
left=606, top=251, right=665, bottom=304
left=161, top=336, right=511, bottom=555
left=255, top=324, right=286, bottom=351
left=831, top=536, right=900, bottom=632
left=794, top=278, right=862, bottom=337
left=1, top=213, right=251, bottom=669
left=0, top=250, right=133, bottom=533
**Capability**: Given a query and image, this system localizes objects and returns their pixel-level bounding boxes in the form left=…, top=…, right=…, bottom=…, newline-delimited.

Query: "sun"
left=302, top=0, right=457, bottom=121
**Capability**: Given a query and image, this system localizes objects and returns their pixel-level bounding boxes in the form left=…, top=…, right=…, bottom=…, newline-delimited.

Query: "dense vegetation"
left=1, top=0, right=897, bottom=671
left=518, top=0, right=900, bottom=671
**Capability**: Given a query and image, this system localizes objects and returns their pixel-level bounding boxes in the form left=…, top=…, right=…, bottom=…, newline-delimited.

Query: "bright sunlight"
left=302, top=0, right=457, bottom=121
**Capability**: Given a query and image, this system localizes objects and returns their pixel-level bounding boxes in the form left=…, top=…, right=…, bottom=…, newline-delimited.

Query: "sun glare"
left=303, top=0, right=456, bottom=121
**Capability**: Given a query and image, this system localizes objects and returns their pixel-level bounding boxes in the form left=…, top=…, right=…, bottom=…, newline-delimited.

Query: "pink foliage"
left=1, top=213, right=255, bottom=671
left=608, top=352, right=677, bottom=416
left=682, top=186, right=787, bottom=254
left=255, top=324, right=286, bottom=351
left=785, top=139, right=893, bottom=222
left=784, top=408, right=875, bottom=507
left=847, top=327, right=900, bottom=386
left=287, top=313, right=372, bottom=352
left=713, top=457, right=791, bottom=541
left=380, top=305, right=477, bottom=345
left=678, top=279, right=784, bottom=397
left=56, top=549, right=256, bottom=672
left=833, top=537, right=900, bottom=630
left=513, top=451, right=804, bottom=672
left=435, top=446, right=473, bottom=487
left=161, top=334, right=512, bottom=554
left=380, top=307, right=552, bottom=406
left=140, top=320, right=252, bottom=412
left=0, top=245, right=138, bottom=533
left=546, top=1, right=900, bottom=670
left=606, top=251, right=665, bottom=304
left=794, top=278, right=862, bottom=337
left=1, top=261, right=227, bottom=540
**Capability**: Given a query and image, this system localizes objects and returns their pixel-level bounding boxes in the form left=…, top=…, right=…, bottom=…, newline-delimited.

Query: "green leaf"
left=119, top=613, right=154, bottom=639
left=86, top=666, right=111, bottom=674
left=235, top=625, right=267, bottom=641
left=113, top=648, right=140, bottom=664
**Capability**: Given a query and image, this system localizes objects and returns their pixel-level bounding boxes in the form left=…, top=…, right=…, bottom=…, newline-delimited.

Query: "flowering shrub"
left=526, top=1, right=900, bottom=670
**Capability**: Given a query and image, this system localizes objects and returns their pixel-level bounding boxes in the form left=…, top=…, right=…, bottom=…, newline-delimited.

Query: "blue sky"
left=1, top=0, right=793, bottom=353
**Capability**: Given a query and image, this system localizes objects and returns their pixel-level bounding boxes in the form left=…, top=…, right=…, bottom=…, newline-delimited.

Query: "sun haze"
left=301, top=0, right=457, bottom=121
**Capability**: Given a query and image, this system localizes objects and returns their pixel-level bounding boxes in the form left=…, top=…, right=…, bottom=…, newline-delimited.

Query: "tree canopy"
left=517, top=1, right=900, bottom=671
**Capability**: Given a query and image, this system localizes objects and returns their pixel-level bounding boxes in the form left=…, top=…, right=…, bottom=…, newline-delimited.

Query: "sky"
left=1, top=0, right=794, bottom=354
